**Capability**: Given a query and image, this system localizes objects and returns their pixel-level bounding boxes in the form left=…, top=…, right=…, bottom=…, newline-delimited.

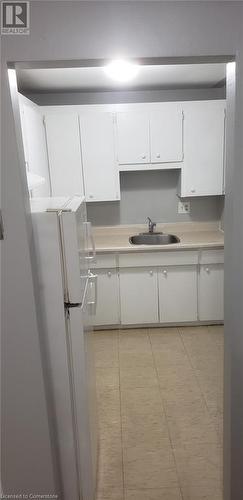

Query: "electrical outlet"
left=178, top=200, right=191, bottom=214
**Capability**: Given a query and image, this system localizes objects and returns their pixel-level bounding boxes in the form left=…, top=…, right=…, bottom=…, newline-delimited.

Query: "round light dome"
left=104, top=59, right=139, bottom=83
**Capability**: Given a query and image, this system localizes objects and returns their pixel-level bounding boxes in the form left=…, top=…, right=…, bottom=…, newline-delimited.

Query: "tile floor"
left=93, top=326, right=224, bottom=500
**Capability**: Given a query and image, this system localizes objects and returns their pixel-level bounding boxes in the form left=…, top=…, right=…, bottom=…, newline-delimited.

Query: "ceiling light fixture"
left=104, top=59, right=139, bottom=83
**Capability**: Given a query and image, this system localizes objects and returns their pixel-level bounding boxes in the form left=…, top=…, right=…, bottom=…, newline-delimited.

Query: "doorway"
left=7, top=56, right=235, bottom=500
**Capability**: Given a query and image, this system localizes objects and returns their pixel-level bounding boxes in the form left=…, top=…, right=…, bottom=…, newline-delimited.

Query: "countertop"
left=93, top=222, right=224, bottom=253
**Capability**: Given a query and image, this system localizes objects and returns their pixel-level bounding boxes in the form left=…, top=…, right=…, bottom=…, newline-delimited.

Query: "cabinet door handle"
left=206, top=267, right=210, bottom=273
left=191, top=188, right=196, bottom=193
left=163, top=270, right=167, bottom=276
left=87, top=272, right=98, bottom=315
left=149, top=270, right=153, bottom=276
left=156, top=153, right=160, bottom=159
left=107, top=271, right=112, bottom=277
left=84, top=221, right=96, bottom=262
left=142, top=154, right=146, bottom=160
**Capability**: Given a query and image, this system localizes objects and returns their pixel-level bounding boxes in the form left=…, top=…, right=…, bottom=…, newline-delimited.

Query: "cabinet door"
left=158, top=266, right=198, bottom=323
left=120, top=268, right=158, bottom=325
left=44, top=113, right=84, bottom=197
left=19, top=96, right=50, bottom=197
left=116, top=112, right=150, bottom=165
left=150, top=106, right=183, bottom=163
left=92, top=269, right=120, bottom=326
left=80, top=113, right=120, bottom=202
left=199, top=264, right=224, bottom=321
left=180, top=100, right=225, bottom=197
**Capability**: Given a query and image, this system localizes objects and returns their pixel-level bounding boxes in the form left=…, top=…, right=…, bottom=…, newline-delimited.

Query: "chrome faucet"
left=147, top=217, right=156, bottom=233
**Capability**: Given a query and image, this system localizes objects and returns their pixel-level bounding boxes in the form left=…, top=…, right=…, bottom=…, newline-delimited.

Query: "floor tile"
left=120, top=364, right=158, bottom=389
left=121, top=386, right=170, bottom=449
left=119, top=351, right=154, bottom=369
left=97, top=388, right=121, bottom=439
left=95, top=326, right=224, bottom=500
left=125, top=488, right=182, bottom=500
left=119, top=329, right=151, bottom=352
left=121, top=383, right=170, bottom=450
left=156, top=364, right=200, bottom=402
left=96, top=489, right=123, bottom=500
left=164, top=396, right=219, bottom=446
left=98, top=438, right=123, bottom=491
left=94, top=331, right=119, bottom=368
left=179, top=326, right=223, bottom=374
left=180, top=487, right=223, bottom=500
left=121, top=386, right=164, bottom=414
left=195, top=369, right=223, bottom=415
left=123, top=444, right=179, bottom=490
left=173, top=442, right=222, bottom=492
left=149, top=327, right=183, bottom=352
left=96, top=366, right=120, bottom=390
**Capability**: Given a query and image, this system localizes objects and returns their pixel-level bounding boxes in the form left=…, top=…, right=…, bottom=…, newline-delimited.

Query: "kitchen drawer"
left=200, top=249, right=224, bottom=265
left=92, top=253, right=117, bottom=269
left=119, top=250, right=198, bottom=268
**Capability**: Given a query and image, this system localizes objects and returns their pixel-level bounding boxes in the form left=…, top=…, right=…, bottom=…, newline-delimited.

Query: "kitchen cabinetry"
left=199, top=250, right=224, bottom=321
left=158, top=265, right=197, bottom=323
left=92, top=268, right=120, bottom=326
left=79, top=113, right=120, bottom=202
left=92, top=249, right=224, bottom=328
left=44, top=113, right=84, bottom=197
left=119, top=267, right=159, bottom=325
left=150, top=105, right=183, bottom=164
left=116, top=112, right=150, bottom=166
left=19, top=95, right=50, bottom=197
left=116, top=105, right=183, bottom=170
left=39, top=100, right=226, bottom=200
left=178, top=100, right=225, bottom=197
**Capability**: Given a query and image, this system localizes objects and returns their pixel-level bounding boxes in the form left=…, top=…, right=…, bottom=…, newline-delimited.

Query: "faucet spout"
left=147, top=217, right=156, bottom=234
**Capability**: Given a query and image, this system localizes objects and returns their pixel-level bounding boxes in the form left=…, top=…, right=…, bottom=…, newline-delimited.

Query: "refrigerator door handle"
left=87, top=272, right=98, bottom=315
left=84, top=222, right=96, bottom=263
left=64, top=301, right=82, bottom=309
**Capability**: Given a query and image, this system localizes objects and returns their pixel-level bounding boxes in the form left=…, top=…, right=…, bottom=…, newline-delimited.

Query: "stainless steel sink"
left=129, top=233, right=180, bottom=245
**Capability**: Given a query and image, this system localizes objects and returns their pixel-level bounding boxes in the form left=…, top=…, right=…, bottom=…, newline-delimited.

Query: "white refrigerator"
left=30, top=196, right=98, bottom=500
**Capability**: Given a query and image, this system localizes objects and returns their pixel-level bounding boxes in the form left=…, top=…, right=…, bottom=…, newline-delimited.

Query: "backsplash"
left=87, top=170, right=224, bottom=226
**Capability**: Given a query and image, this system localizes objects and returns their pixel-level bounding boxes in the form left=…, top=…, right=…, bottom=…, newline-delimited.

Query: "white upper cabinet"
left=19, top=95, right=50, bottom=197
left=179, top=100, right=226, bottom=197
left=116, top=112, right=150, bottom=166
left=44, top=113, right=84, bottom=198
left=79, top=113, right=120, bottom=202
left=150, top=105, right=183, bottom=164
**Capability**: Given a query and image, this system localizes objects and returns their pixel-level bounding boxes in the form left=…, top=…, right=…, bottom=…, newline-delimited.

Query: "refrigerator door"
left=60, top=196, right=96, bottom=305
left=31, top=209, right=81, bottom=500
left=66, top=277, right=98, bottom=500
left=60, top=197, right=87, bottom=304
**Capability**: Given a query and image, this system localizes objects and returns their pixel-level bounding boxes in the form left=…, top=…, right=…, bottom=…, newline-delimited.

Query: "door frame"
left=5, top=54, right=236, bottom=499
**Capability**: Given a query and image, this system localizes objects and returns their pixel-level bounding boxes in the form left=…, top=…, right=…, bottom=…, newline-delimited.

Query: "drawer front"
left=119, top=250, right=198, bottom=268
left=90, top=253, right=117, bottom=269
left=200, top=249, right=224, bottom=265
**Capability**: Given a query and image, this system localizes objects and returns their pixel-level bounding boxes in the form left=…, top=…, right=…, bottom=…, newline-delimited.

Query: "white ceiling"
left=17, top=63, right=226, bottom=93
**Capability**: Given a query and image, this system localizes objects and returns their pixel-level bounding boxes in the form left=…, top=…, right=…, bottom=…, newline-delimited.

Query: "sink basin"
left=129, top=233, right=180, bottom=245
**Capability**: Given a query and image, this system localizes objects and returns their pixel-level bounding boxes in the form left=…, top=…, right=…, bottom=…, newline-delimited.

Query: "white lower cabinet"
left=92, top=269, right=120, bottom=326
left=93, top=250, right=224, bottom=328
left=199, top=264, right=224, bottom=321
left=119, top=268, right=159, bottom=325
left=158, top=265, right=198, bottom=323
